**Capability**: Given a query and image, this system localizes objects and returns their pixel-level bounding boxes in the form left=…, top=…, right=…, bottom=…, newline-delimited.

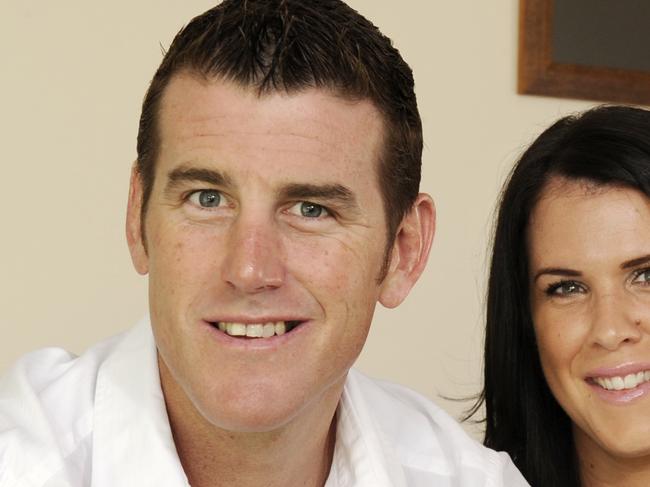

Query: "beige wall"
left=0, top=1, right=595, bottom=435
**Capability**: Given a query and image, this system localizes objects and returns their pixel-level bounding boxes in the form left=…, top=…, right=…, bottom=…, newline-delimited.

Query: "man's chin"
left=187, top=372, right=347, bottom=435
left=193, top=393, right=313, bottom=434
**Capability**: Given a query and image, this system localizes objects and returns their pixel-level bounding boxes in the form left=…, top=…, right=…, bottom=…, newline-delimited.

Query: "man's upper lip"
left=586, top=362, right=650, bottom=379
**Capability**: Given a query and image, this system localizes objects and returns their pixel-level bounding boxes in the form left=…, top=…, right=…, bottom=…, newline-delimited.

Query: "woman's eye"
left=288, top=201, right=330, bottom=219
left=632, top=269, right=650, bottom=285
left=546, top=280, right=584, bottom=296
left=188, top=190, right=222, bottom=208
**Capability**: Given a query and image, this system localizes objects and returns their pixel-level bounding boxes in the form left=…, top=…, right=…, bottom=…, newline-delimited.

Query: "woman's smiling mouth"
left=592, top=370, right=650, bottom=391
left=585, top=365, right=650, bottom=404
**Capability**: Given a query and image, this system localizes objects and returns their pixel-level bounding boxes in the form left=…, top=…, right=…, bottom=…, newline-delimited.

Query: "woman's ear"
left=379, top=193, right=436, bottom=308
left=126, top=163, right=149, bottom=275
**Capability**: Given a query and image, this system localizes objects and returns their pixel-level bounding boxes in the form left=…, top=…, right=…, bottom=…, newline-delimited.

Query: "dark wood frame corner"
left=518, top=0, right=650, bottom=105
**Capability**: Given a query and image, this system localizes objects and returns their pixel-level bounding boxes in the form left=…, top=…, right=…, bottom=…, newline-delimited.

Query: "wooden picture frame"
left=518, top=0, right=650, bottom=105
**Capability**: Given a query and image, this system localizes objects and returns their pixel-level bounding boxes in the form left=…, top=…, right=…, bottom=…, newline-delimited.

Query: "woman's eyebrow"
left=621, top=254, right=650, bottom=270
left=532, top=255, right=650, bottom=281
left=533, top=268, right=582, bottom=282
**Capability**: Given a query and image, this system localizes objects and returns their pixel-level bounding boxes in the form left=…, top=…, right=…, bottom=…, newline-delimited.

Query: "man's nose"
left=588, top=290, right=643, bottom=351
left=220, top=212, right=286, bottom=293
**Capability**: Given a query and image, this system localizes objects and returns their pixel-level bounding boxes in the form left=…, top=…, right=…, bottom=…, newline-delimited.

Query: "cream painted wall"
left=0, top=1, right=596, bottom=436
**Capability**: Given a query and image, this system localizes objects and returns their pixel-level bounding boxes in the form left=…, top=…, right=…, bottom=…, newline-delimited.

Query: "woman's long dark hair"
left=470, top=106, right=650, bottom=486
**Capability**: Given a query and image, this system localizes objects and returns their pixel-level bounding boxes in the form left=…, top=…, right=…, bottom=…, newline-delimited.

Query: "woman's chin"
left=575, top=421, right=650, bottom=462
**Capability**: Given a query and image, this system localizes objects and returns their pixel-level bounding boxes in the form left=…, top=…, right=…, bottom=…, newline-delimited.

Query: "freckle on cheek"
left=174, top=241, right=184, bottom=263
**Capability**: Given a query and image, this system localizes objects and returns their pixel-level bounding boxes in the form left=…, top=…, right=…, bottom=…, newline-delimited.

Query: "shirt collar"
left=91, top=319, right=190, bottom=487
left=325, top=371, right=409, bottom=487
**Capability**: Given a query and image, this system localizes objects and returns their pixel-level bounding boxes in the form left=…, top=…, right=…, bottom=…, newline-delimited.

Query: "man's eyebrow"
left=165, top=167, right=232, bottom=191
left=621, top=254, right=650, bottom=270
left=278, top=183, right=358, bottom=209
left=533, top=268, right=582, bottom=282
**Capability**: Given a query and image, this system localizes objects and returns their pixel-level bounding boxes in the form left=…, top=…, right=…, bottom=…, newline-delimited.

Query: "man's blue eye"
left=189, top=190, right=221, bottom=208
left=300, top=202, right=326, bottom=218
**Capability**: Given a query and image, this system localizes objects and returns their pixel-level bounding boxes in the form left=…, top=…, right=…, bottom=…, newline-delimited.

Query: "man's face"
left=128, top=73, right=399, bottom=432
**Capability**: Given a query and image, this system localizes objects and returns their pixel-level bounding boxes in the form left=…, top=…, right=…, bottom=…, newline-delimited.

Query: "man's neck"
left=159, top=360, right=342, bottom=487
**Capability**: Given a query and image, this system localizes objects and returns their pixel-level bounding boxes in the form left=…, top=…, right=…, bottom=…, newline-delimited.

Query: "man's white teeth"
left=262, top=323, right=275, bottom=338
left=246, top=324, right=263, bottom=338
left=594, top=371, right=650, bottom=391
left=217, top=321, right=291, bottom=338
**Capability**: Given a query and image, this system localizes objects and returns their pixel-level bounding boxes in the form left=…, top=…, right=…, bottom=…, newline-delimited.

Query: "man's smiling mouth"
left=211, top=321, right=303, bottom=338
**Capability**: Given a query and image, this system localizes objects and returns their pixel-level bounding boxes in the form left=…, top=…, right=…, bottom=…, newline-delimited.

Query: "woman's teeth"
left=594, top=371, right=650, bottom=391
left=216, top=321, right=299, bottom=338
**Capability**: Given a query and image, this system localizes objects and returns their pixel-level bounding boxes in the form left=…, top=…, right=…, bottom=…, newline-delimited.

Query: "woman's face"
left=529, top=177, right=650, bottom=461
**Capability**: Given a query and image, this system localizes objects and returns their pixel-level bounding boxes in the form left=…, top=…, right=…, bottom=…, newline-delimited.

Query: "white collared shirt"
left=0, top=320, right=528, bottom=486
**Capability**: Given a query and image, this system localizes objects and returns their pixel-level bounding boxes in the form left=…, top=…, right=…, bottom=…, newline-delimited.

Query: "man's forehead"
left=154, top=73, right=388, bottom=187
left=158, top=72, right=386, bottom=140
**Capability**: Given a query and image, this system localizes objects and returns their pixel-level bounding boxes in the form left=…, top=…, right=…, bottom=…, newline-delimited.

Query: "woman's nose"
left=588, top=291, right=643, bottom=351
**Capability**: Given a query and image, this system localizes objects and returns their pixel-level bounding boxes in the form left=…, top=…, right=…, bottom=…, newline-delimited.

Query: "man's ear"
left=126, top=163, right=149, bottom=275
left=379, top=193, right=435, bottom=308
